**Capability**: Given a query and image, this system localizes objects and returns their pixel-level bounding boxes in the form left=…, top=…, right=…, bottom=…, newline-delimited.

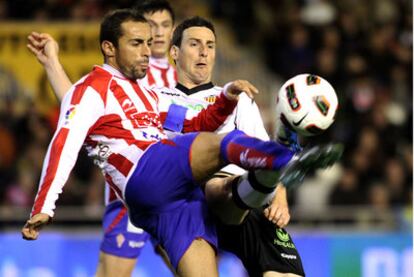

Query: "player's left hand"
left=263, top=184, right=290, bottom=228
left=21, top=213, right=51, bottom=240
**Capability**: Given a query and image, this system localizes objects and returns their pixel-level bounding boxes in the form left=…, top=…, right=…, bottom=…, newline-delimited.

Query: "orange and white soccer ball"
left=276, top=74, right=338, bottom=136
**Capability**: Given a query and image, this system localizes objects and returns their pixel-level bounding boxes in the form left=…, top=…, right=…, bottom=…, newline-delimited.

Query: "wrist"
left=223, top=82, right=237, bottom=101
left=44, top=57, right=62, bottom=72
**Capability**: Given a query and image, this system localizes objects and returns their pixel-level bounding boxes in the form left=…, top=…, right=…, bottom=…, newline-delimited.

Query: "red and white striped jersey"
left=159, top=82, right=269, bottom=175
left=106, top=57, right=176, bottom=205
left=31, top=64, right=236, bottom=217
left=139, top=57, right=177, bottom=89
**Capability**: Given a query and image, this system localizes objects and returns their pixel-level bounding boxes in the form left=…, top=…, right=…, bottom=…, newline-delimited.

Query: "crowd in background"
left=0, top=0, right=412, bottom=227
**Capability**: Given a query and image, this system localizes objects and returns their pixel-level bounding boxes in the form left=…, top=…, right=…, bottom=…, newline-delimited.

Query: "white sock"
left=232, top=170, right=279, bottom=209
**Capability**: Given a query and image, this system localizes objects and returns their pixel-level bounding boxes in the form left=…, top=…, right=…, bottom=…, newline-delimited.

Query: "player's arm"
left=182, top=80, right=259, bottom=132
left=27, top=32, right=73, bottom=101
left=21, top=84, right=104, bottom=240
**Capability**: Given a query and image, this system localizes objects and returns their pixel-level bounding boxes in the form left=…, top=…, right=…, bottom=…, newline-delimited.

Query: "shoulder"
left=72, top=66, right=112, bottom=104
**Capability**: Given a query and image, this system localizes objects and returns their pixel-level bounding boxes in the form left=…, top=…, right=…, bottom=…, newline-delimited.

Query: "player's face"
left=144, top=10, right=173, bottom=59
left=174, top=27, right=216, bottom=86
left=115, top=21, right=152, bottom=80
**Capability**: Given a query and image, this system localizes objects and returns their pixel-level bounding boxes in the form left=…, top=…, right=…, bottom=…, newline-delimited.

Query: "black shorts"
left=217, top=209, right=305, bottom=277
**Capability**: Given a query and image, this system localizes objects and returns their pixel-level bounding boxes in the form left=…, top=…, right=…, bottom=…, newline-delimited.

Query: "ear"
left=170, top=45, right=179, bottom=61
left=101, top=40, right=115, bottom=58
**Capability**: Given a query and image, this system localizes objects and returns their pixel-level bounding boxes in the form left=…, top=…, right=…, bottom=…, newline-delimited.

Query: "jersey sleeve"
left=235, top=93, right=270, bottom=140
left=30, top=84, right=105, bottom=217
left=182, top=92, right=237, bottom=132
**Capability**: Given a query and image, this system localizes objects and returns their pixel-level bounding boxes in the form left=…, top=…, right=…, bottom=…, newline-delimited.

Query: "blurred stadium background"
left=0, top=0, right=412, bottom=276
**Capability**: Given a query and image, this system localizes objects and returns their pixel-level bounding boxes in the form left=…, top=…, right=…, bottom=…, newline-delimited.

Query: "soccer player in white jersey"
left=164, top=16, right=306, bottom=276
left=24, top=9, right=342, bottom=274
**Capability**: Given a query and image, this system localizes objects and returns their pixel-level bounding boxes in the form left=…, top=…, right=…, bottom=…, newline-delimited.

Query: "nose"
left=154, top=26, right=163, bottom=37
left=142, top=43, right=151, bottom=57
left=200, top=44, right=208, bottom=57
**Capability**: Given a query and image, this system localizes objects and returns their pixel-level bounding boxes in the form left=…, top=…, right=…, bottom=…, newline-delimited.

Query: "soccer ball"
left=276, top=74, right=338, bottom=136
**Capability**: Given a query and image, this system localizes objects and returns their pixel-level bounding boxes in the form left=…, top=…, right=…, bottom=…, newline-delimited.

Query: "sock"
left=231, top=171, right=279, bottom=209
left=220, top=130, right=294, bottom=171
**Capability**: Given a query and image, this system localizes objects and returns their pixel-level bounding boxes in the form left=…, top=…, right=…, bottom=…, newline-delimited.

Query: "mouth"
left=153, top=40, right=165, bottom=46
left=195, top=62, right=207, bottom=68
left=138, top=62, right=149, bottom=70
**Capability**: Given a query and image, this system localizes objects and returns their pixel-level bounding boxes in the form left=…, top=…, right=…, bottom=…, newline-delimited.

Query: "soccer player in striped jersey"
left=26, top=9, right=342, bottom=274
left=135, top=0, right=177, bottom=89
left=27, top=2, right=178, bottom=276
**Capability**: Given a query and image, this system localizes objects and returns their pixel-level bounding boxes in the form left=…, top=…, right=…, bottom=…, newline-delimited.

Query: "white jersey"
left=31, top=65, right=236, bottom=217
left=158, top=82, right=269, bottom=175
left=139, top=57, right=177, bottom=89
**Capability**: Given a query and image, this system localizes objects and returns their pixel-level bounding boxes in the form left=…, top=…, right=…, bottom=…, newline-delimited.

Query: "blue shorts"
left=100, top=201, right=150, bottom=258
left=125, top=133, right=218, bottom=269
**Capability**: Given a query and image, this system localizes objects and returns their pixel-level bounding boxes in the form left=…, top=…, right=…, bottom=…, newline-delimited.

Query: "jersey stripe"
left=110, top=81, right=140, bottom=129
left=146, top=67, right=156, bottom=87
left=104, top=205, right=127, bottom=234
left=160, top=68, right=170, bottom=88
left=105, top=174, right=123, bottom=200
left=131, top=81, right=155, bottom=111
left=108, top=153, right=134, bottom=177
left=32, top=128, right=69, bottom=215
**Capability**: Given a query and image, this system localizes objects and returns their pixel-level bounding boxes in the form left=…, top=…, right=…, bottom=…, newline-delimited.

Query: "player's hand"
left=27, top=32, right=59, bottom=66
left=263, top=184, right=290, bottom=228
left=21, top=213, right=51, bottom=240
left=224, top=80, right=259, bottom=101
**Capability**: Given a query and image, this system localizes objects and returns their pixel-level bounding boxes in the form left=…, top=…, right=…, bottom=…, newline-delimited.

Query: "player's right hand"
left=224, top=80, right=259, bottom=101
left=21, top=213, right=51, bottom=240
left=27, top=32, right=59, bottom=66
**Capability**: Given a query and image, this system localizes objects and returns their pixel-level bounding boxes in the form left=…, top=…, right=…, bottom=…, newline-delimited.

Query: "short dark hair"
left=133, top=0, right=175, bottom=23
left=100, top=9, right=147, bottom=50
left=171, top=16, right=216, bottom=47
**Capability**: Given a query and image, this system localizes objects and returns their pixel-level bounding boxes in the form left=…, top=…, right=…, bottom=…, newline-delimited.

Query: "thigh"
left=125, top=133, right=199, bottom=213
left=130, top=194, right=218, bottom=271
left=177, top=238, right=218, bottom=277
left=217, top=209, right=305, bottom=277
left=95, top=251, right=137, bottom=277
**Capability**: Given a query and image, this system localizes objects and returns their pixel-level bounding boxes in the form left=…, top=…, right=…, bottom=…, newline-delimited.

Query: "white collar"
left=150, top=56, right=170, bottom=69
left=102, top=63, right=127, bottom=79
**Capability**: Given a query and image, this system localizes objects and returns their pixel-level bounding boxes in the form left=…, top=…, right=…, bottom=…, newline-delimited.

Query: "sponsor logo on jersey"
left=64, top=105, right=77, bottom=125
left=204, top=95, right=217, bottom=103
left=274, top=228, right=296, bottom=249
left=160, top=90, right=181, bottom=97
left=171, top=99, right=204, bottom=112
left=239, top=149, right=267, bottom=168
left=134, top=112, right=162, bottom=128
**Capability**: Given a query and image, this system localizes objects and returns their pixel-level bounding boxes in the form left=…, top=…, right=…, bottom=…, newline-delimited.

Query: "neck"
left=178, top=73, right=211, bottom=89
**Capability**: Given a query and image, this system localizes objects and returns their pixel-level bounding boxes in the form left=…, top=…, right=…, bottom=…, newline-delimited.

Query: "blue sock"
left=220, top=130, right=294, bottom=171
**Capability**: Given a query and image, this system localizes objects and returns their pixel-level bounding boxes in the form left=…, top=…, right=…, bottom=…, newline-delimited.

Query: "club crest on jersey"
left=204, top=95, right=217, bottom=103
left=64, top=105, right=77, bottom=125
